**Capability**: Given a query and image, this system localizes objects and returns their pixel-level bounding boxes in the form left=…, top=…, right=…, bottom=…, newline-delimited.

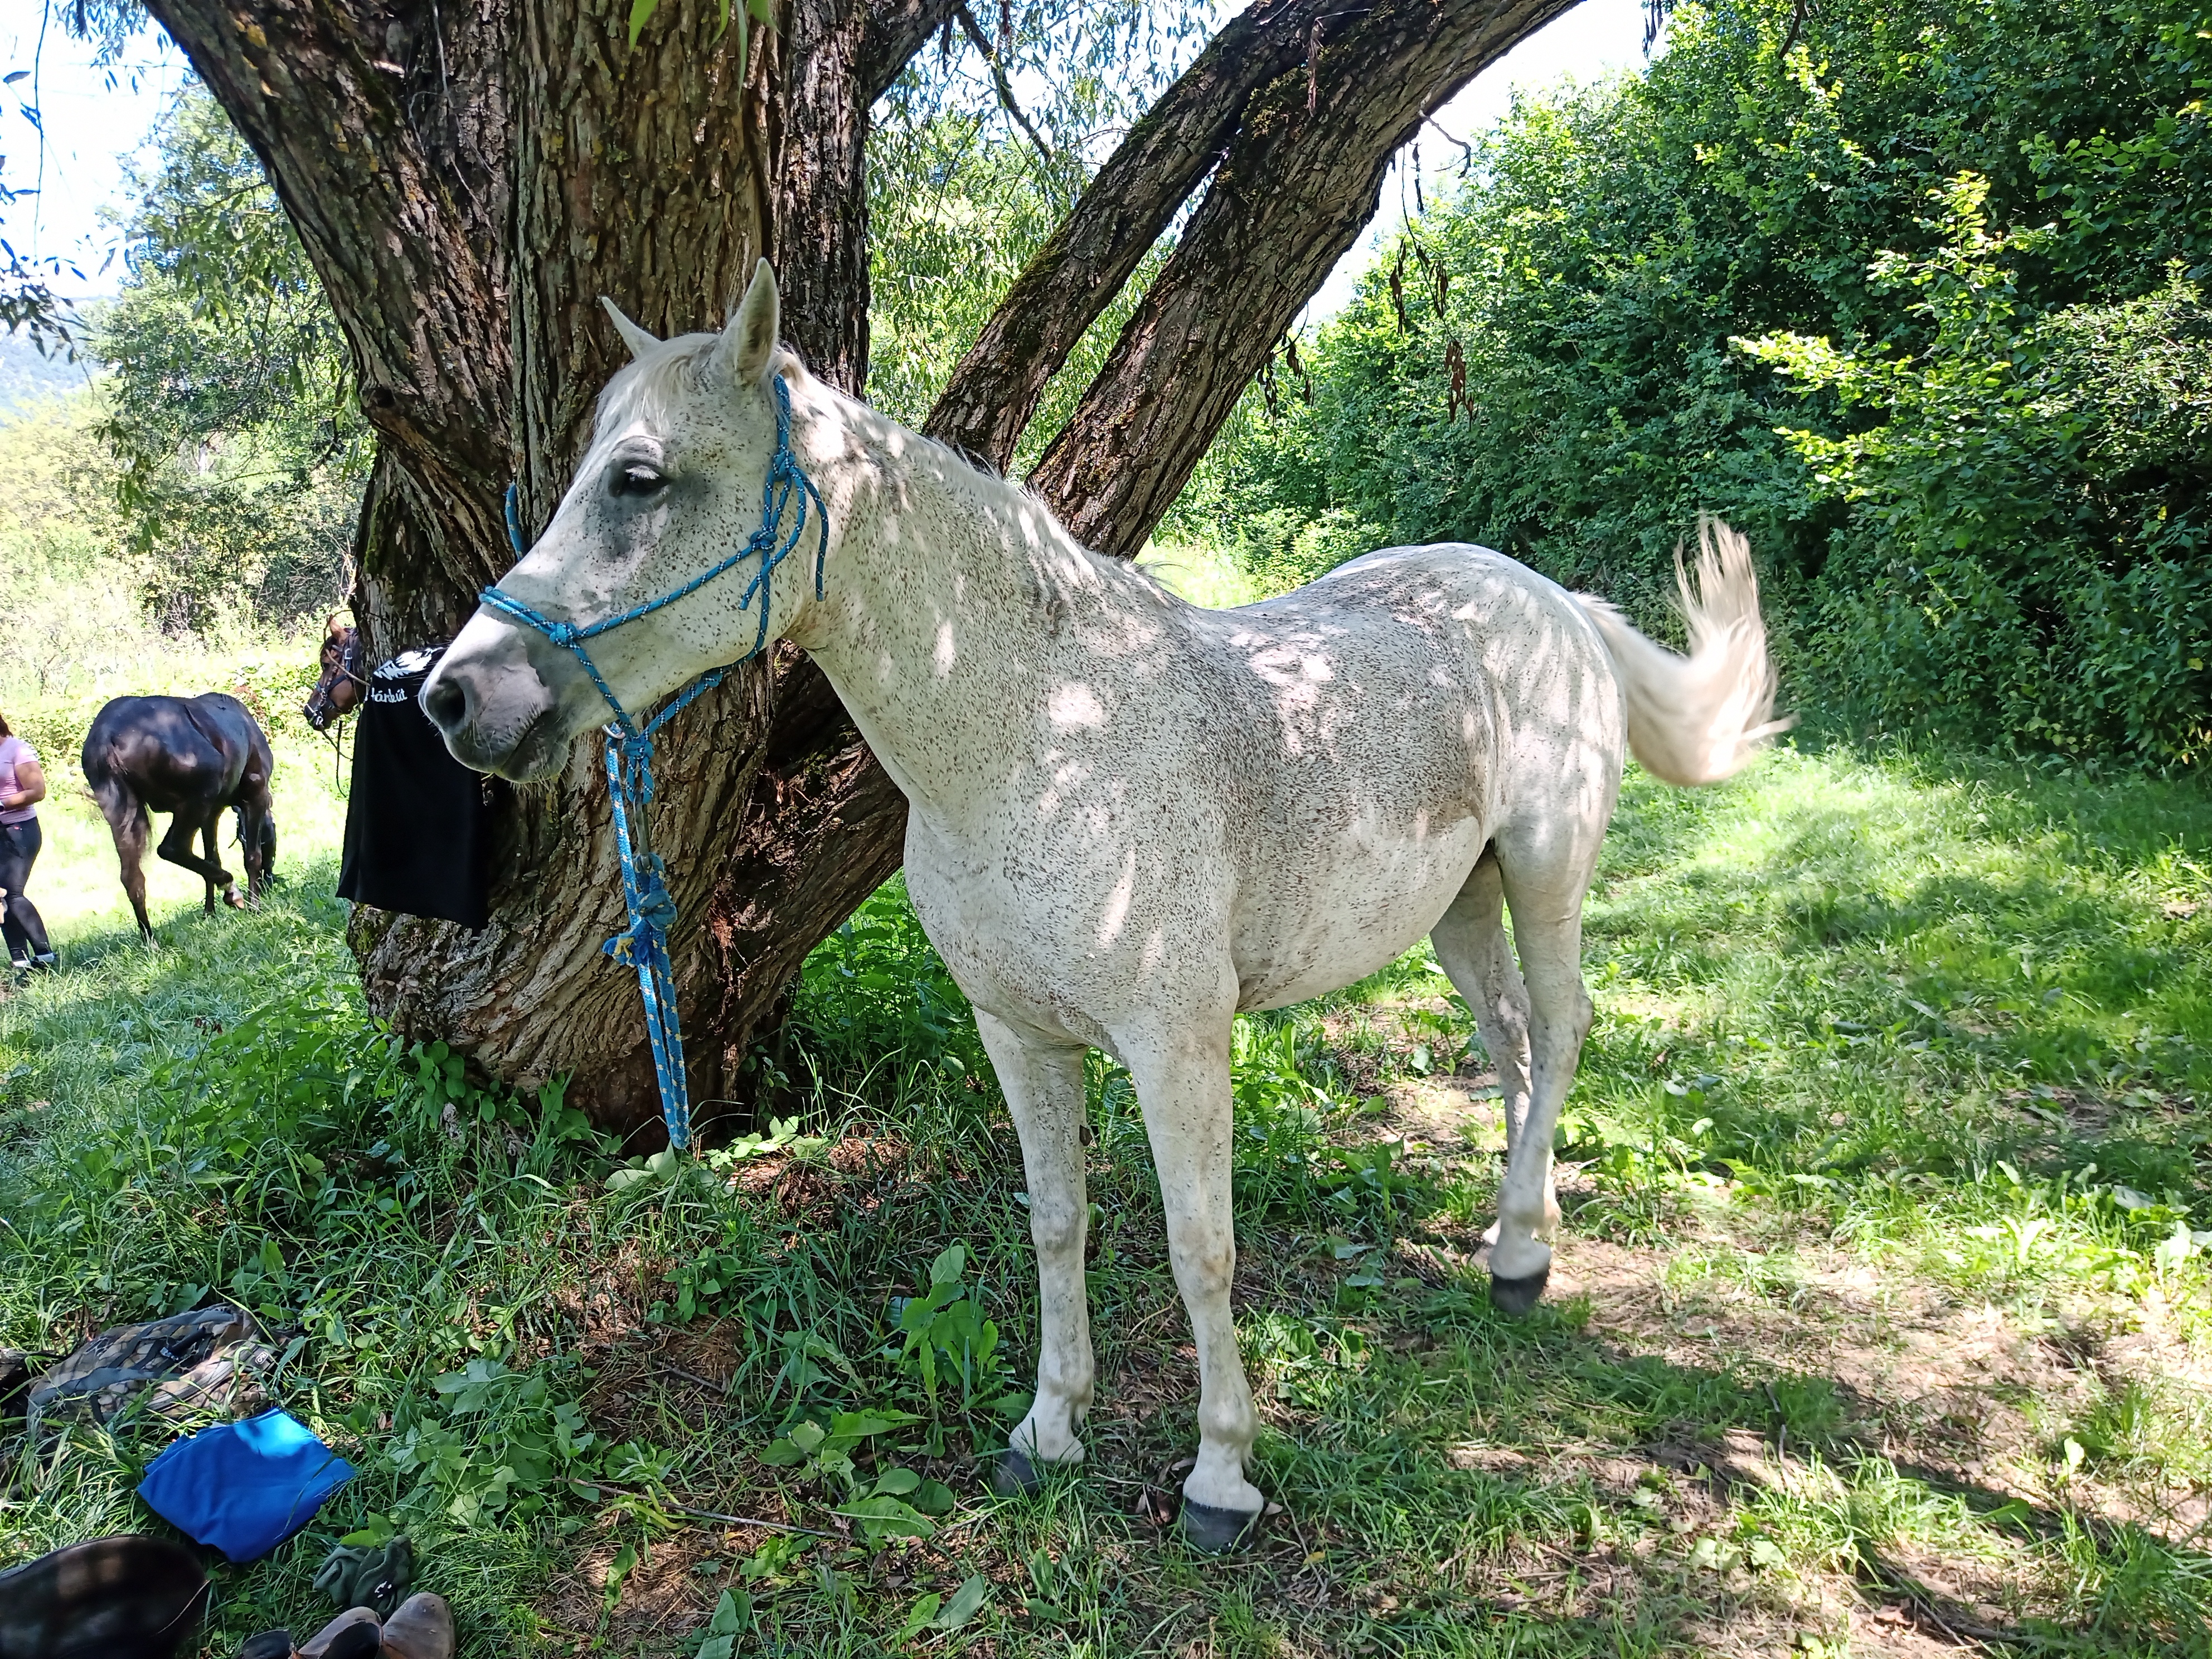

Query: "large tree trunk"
left=145, top=0, right=1586, bottom=1141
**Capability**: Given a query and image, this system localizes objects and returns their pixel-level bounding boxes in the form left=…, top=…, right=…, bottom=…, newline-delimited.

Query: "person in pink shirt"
left=0, top=710, right=55, bottom=973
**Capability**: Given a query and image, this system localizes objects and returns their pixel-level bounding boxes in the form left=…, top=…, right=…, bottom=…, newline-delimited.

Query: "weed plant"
left=2, top=744, right=2209, bottom=1655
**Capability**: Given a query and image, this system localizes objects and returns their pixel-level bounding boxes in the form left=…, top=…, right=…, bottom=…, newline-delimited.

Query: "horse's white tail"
left=1574, top=517, right=1790, bottom=787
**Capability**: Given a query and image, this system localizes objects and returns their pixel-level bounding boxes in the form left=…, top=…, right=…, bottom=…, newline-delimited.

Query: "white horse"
left=423, top=262, right=1783, bottom=1549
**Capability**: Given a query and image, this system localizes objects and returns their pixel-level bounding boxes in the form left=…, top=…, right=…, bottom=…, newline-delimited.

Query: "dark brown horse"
left=81, top=695, right=278, bottom=940
left=303, top=614, right=366, bottom=731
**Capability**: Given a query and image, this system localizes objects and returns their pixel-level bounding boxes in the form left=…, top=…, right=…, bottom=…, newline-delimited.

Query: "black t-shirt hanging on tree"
left=337, top=645, right=493, bottom=929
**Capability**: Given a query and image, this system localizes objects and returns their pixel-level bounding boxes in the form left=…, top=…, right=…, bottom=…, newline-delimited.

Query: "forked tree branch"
left=1027, top=0, right=1582, bottom=556
left=922, top=0, right=1377, bottom=469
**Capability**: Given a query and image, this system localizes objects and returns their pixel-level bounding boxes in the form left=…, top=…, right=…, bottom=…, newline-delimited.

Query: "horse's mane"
left=593, top=333, right=1174, bottom=604
left=593, top=334, right=817, bottom=433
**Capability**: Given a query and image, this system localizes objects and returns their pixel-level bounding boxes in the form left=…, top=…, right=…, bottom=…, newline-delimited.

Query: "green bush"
left=1175, top=0, right=2212, bottom=764
left=1744, top=177, right=2212, bottom=763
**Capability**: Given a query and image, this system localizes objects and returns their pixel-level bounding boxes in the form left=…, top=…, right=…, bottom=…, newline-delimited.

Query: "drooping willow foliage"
left=864, top=1, right=1210, bottom=468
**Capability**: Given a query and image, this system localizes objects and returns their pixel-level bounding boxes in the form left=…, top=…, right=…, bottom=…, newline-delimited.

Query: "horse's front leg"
left=206, top=817, right=244, bottom=910
left=1118, top=1015, right=1265, bottom=1550
left=974, top=1009, right=1094, bottom=1492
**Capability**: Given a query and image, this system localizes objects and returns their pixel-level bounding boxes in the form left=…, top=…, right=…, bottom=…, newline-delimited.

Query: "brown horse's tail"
left=1573, top=517, right=1792, bottom=787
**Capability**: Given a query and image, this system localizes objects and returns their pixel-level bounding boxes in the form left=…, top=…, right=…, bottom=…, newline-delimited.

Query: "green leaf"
left=827, top=1408, right=919, bottom=1439
left=935, top=1574, right=989, bottom=1629
left=706, top=1588, right=749, bottom=1635
left=911, top=1477, right=956, bottom=1516
left=872, top=1466, right=921, bottom=1496
left=603, top=1542, right=638, bottom=1614
left=628, top=0, right=659, bottom=47
left=929, top=1243, right=968, bottom=1286
left=896, top=1593, right=943, bottom=1642
left=835, top=1495, right=935, bottom=1540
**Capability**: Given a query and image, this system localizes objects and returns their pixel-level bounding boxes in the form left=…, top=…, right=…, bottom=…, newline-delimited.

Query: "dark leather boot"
left=295, top=1608, right=382, bottom=1659
left=378, top=1594, right=454, bottom=1659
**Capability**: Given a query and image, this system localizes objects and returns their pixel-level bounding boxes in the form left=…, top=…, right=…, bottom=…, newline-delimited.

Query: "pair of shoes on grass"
left=238, top=1593, right=452, bottom=1659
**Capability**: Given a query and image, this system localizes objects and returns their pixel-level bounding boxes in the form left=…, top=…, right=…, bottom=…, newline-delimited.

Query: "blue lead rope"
left=481, top=373, right=828, bottom=1151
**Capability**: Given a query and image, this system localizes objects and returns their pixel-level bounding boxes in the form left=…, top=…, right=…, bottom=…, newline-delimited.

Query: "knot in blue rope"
left=603, top=869, right=678, bottom=964
left=480, top=373, right=828, bottom=1153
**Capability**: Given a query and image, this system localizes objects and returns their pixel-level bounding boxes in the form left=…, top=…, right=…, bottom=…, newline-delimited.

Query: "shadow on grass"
left=1210, top=1268, right=2212, bottom=1657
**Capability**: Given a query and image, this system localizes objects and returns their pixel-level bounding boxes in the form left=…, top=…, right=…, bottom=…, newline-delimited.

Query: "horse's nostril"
left=422, top=675, right=469, bottom=733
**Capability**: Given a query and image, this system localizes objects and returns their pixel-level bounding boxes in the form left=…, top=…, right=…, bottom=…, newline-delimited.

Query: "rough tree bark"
left=143, top=0, right=1587, bottom=1141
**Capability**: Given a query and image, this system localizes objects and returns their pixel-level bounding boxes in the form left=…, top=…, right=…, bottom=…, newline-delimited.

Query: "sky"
left=0, top=3, right=193, bottom=295
left=0, top=0, right=1652, bottom=311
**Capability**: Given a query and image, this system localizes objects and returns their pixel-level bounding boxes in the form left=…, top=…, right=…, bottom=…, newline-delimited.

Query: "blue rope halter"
left=480, top=372, right=828, bottom=1151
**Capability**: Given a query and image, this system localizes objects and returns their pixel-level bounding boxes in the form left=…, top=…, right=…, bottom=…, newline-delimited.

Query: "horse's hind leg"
left=120, top=812, right=155, bottom=939
left=1482, top=827, right=1603, bottom=1314
left=1115, top=1008, right=1265, bottom=1548
left=973, top=1010, right=1094, bottom=1492
left=1429, top=848, right=1555, bottom=1242
left=94, top=783, right=157, bottom=941
left=157, top=812, right=231, bottom=913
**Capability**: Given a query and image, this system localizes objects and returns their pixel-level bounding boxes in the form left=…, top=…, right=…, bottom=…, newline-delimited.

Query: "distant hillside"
left=0, top=324, right=102, bottom=415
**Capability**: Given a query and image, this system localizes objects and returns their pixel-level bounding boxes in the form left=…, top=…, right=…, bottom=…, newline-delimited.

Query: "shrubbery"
left=91, top=89, right=365, bottom=637
left=1176, top=0, right=2212, bottom=765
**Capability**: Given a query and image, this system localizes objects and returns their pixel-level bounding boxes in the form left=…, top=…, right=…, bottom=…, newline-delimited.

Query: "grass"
left=3, top=739, right=2210, bottom=1657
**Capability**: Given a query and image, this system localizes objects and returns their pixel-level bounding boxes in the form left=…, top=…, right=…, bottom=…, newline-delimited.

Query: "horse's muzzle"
left=421, top=622, right=567, bottom=780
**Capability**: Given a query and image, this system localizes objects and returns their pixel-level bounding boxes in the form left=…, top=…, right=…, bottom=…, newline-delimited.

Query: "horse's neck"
left=798, top=405, right=1138, bottom=821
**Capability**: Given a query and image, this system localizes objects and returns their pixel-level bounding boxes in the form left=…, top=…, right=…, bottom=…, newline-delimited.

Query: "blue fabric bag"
left=137, top=1408, right=357, bottom=1563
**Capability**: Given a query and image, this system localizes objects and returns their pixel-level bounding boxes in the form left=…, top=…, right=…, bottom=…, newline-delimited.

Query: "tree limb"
left=859, top=0, right=964, bottom=103
left=1027, top=0, right=1582, bottom=556
left=143, top=0, right=513, bottom=573
left=921, top=0, right=1369, bottom=469
left=951, top=1, right=1051, bottom=163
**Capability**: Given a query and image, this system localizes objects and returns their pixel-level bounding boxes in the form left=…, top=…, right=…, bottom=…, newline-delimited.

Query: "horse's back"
left=1175, top=541, right=1627, bottom=1008
left=81, top=694, right=265, bottom=810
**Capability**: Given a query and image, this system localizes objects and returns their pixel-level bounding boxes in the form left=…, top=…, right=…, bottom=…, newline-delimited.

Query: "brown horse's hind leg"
left=103, top=792, right=155, bottom=941
left=157, top=812, right=232, bottom=914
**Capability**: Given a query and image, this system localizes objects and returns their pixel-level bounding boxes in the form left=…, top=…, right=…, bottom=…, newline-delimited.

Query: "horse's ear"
left=712, top=259, right=780, bottom=390
left=599, top=296, right=661, bottom=360
left=326, top=613, right=349, bottom=638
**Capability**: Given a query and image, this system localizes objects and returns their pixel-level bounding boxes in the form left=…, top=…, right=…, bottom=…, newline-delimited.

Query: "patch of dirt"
left=1384, top=1070, right=1505, bottom=1158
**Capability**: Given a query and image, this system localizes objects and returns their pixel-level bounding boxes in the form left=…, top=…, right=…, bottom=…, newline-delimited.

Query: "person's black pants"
left=0, top=818, right=52, bottom=962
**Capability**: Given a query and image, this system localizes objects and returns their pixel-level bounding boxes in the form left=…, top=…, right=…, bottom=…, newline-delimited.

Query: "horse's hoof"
left=989, top=1447, right=1041, bottom=1497
left=1177, top=1497, right=1263, bottom=1553
left=1490, top=1265, right=1551, bottom=1317
left=223, top=888, right=246, bottom=910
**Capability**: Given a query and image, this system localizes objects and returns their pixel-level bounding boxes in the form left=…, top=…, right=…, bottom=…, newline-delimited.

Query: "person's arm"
left=2, top=756, right=45, bottom=812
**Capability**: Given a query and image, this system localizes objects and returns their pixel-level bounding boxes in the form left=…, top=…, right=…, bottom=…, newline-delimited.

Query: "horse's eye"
left=610, top=463, right=667, bottom=498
